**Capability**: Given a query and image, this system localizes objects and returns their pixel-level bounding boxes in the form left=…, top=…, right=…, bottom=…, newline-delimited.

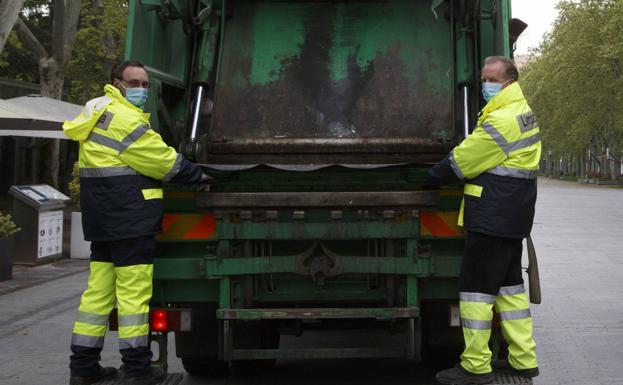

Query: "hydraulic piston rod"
left=189, top=84, right=205, bottom=144
left=463, top=86, right=470, bottom=138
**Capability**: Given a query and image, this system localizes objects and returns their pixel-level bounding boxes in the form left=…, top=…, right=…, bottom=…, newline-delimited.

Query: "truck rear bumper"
left=217, top=307, right=419, bottom=320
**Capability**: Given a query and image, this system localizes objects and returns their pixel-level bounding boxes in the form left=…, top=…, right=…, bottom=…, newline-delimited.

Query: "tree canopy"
left=521, top=0, right=623, bottom=161
left=0, top=0, right=128, bottom=104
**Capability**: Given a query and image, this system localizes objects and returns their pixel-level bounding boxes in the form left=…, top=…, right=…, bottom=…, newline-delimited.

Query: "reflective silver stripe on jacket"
left=79, top=166, right=139, bottom=178
left=76, top=311, right=109, bottom=326
left=91, top=96, right=112, bottom=111
left=71, top=333, right=105, bottom=348
left=481, top=123, right=540, bottom=155
left=120, top=124, right=149, bottom=150
left=449, top=150, right=465, bottom=180
left=78, top=96, right=112, bottom=123
left=499, top=284, right=526, bottom=296
left=487, top=166, right=538, bottom=179
left=459, top=292, right=497, bottom=304
left=86, top=124, right=149, bottom=154
left=119, top=335, right=149, bottom=349
left=498, top=308, right=531, bottom=321
left=87, top=132, right=126, bottom=152
left=462, top=319, right=492, bottom=330
left=162, top=153, right=183, bottom=183
left=118, top=313, right=149, bottom=327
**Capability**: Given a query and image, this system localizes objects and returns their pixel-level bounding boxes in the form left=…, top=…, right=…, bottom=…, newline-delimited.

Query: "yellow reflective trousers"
left=458, top=232, right=538, bottom=375
left=69, top=237, right=154, bottom=377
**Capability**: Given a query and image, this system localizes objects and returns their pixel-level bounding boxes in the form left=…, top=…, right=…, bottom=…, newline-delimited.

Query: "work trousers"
left=458, top=231, right=538, bottom=374
left=70, top=236, right=155, bottom=378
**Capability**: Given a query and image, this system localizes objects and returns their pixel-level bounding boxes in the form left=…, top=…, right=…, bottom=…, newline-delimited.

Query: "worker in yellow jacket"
left=64, top=60, right=208, bottom=385
left=430, top=56, right=540, bottom=385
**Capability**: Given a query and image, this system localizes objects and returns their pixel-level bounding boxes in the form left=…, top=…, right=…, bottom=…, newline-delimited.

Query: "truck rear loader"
left=121, top=0, right=526, bottom=376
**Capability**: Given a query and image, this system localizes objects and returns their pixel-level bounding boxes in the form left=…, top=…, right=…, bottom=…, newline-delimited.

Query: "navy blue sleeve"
left=427, top=156, right=463, bottom=186
left=169, top=158, right=203, bottom=184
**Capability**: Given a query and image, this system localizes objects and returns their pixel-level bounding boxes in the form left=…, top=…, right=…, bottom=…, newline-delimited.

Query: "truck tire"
left=231, top=321, right=280, bottom=376
left=181, top=356, right=229, bottom=377
left=420, top=301, right=463, bottom=366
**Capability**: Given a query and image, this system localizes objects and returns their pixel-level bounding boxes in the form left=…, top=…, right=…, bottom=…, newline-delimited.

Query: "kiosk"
left=8, top=185, right=70, bottom=265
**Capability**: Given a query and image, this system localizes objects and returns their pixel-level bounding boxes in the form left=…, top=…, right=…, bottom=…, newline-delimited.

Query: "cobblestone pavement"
left=0, top=178, right=621, bottom=385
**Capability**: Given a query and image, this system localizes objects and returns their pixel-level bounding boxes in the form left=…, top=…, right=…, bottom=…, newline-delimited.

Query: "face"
left=481, top=61, right=511, bottom=88
left=113, top=66, right=149, bottom=95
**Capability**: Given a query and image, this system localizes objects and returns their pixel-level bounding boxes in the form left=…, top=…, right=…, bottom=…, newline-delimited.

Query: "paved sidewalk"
left=531, top=178, right=623, bottom=385
left=0, top=258, right=89, bottom=296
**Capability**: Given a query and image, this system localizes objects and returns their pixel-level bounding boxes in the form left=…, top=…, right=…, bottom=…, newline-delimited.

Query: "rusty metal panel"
left=196, top=191, right=439, bottom=208
left=206, top=0, right=455, bottom=161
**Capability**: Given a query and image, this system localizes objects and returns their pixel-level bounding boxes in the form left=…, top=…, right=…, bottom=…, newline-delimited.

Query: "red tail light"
left=150, top=309, right=193, bottom=332
left=151, top=310, right=168, bottom=332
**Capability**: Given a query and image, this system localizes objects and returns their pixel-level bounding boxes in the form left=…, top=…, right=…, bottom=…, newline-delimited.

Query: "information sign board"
left=37, top=210, right=64, bottom=259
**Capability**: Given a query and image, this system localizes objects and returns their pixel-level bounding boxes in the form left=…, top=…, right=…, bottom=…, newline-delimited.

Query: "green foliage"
left=66, top=0, right=128, bottom=103
left=0, top=1, right=52, bottom=82
left=521, top=0, right=623, bottom=160
left=0, top=0, right=128, bottom=103
left=0, top=212, right=20, bottom=238
left=68, top=161, right=80, bottom=207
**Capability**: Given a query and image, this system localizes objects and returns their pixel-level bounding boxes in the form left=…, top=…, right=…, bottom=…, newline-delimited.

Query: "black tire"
left=181, top=356, right=229, bottom=377
left=420, top=301, right=464, bottom=367
left=231, top=321, right=280, bottom=376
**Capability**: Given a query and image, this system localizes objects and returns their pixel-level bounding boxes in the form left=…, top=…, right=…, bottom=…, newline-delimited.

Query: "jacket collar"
left=478, top=82, right=525, bottom=122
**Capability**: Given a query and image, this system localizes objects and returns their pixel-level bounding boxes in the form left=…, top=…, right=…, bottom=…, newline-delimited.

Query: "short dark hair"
left=484, top=56, right=519, bottom=82
left=110, top=60, right=145, bottom=83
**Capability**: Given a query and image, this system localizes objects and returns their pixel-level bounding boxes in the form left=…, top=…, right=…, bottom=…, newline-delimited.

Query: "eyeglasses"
left=121, top=79, right=150, bottom=89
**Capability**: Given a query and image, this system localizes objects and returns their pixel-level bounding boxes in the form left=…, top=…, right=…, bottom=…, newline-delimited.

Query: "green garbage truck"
left=123, top=0, right=525, bottom=375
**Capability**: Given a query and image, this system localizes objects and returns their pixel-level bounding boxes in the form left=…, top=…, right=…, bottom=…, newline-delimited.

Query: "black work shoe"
left=69, top=366, right=118, bottom=385
left=492, top=359, right=539, bottom=378
left=436, top=364, right=493, bottom=385
left=123, top=367, right=166, bottom=385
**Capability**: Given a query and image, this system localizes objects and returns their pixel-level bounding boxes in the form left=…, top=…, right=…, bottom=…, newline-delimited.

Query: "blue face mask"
left=120, top=83, right=148, bottom=109
left=482, top=82, right=503, bottom=102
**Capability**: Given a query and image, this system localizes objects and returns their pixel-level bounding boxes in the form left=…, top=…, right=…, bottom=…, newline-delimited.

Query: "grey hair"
left=484, top=56, right=519, bottom=82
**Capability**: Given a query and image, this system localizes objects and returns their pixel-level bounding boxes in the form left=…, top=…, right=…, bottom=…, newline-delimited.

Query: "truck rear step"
left=91, top=371, right=533, bottom=384
left=94, top=373, right=183, bottom=385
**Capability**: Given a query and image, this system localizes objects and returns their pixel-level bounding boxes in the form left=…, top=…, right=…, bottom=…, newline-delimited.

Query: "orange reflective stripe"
left=161, top=215, right=178, bottom=234
left=184, top=214, right=217, bottom=240
left=420, top=212, right=463, bottom=237
left=158, top=214, right=217, bottom=240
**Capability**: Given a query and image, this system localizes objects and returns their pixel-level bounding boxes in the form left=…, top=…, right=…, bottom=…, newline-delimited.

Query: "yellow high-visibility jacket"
left=64, top=85, right=202, bottom=241
left=429, top=82, right=541, bottom=238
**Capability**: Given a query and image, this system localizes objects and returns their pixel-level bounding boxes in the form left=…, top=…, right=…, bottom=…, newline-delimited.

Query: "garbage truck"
left=122, top=0, right=526, bottom=375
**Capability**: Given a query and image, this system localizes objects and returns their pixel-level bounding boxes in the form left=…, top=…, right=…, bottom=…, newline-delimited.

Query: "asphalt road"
left=1, top=178, right=622, bottom=385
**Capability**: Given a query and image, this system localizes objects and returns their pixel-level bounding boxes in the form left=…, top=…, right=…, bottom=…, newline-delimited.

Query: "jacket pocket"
left=141, top=188, right=163, bottom=200
left=464, top=183, right=483, bottom=198
left=459, top=184, right=483, bottom=228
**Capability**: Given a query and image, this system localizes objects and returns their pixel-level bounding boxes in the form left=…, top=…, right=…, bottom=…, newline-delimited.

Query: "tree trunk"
left=92, top=0, right=116, bottom=71
left=0, top=0, right=25, bottom=54
left=13, top=1, right=80, bottom=189
left=39, top=57, right=65, bottom=187
left=39, top=57, right=64, bottom=99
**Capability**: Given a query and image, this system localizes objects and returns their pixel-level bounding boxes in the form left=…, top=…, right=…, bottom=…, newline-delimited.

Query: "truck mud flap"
left=93, top=373, right=183, bottom=385
left=493, top=373, right=533, bottom=385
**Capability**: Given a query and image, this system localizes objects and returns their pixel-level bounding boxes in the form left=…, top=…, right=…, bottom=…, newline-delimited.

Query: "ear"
left=112, top=79, right=125, bottom=95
